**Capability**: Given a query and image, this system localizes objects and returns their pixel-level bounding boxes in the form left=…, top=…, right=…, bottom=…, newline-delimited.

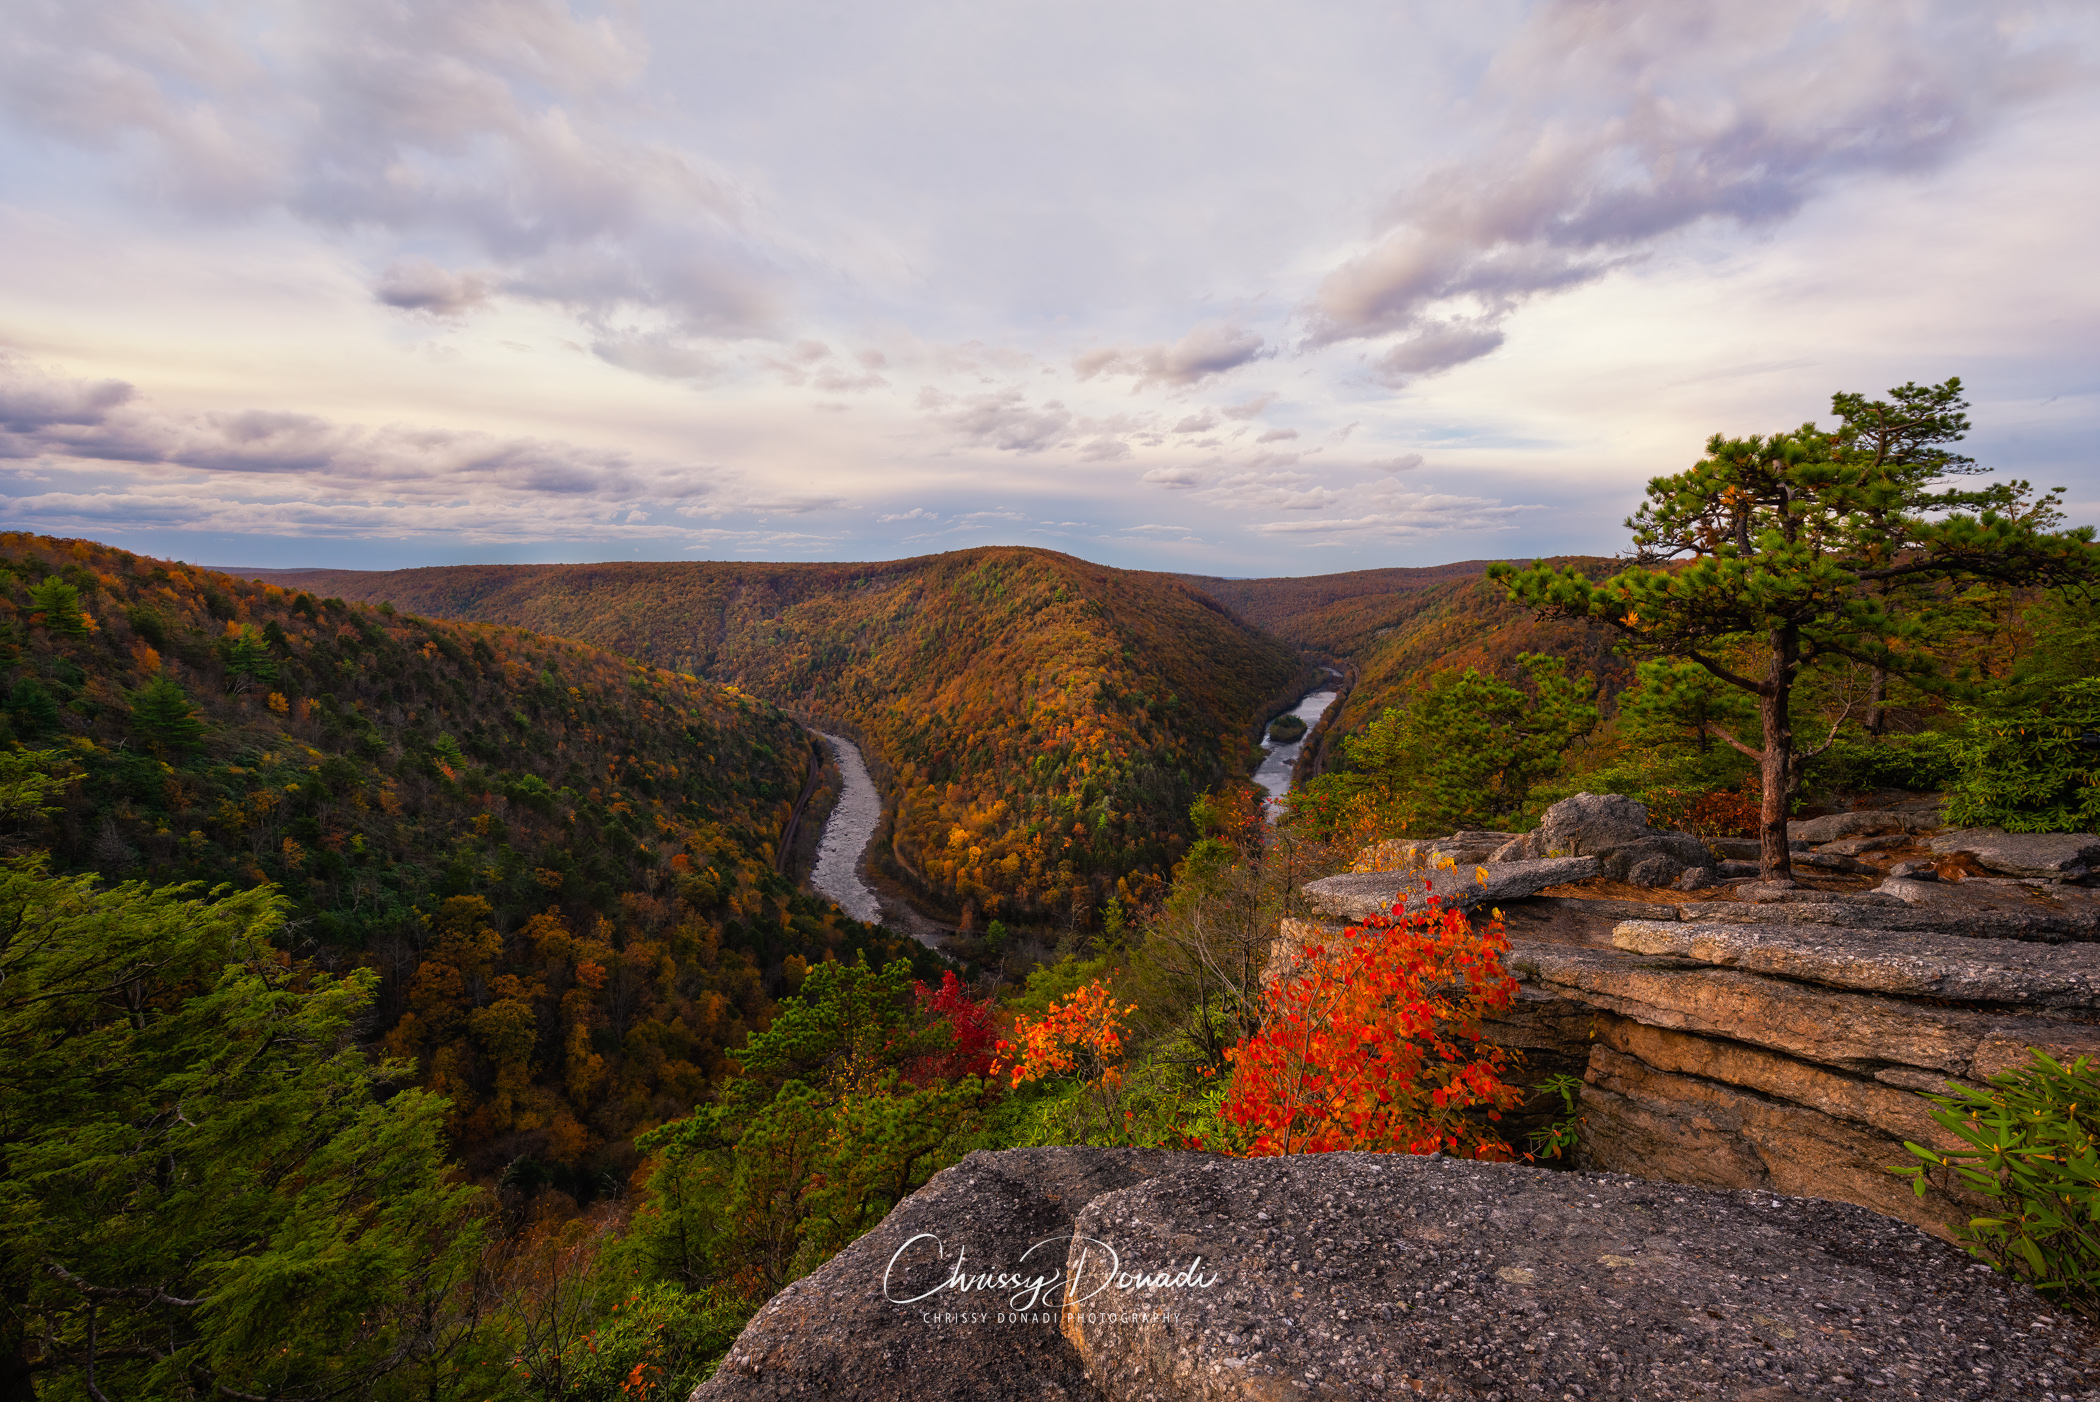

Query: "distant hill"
left=1176, top=557, right=1634, bottom=771
left=235, top=547, right=1304, bottom=928
left=1172, top=561, right=1519, bottom=655
left=8, top=533, right=933, bottom=1183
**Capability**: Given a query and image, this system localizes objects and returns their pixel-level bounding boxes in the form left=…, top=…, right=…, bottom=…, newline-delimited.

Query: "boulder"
left=1930, top=827, right=2100, bottom=880
left=1057, top=1152, right=2098, bottom=1401
left=1673, top=864, right=1720, bottom=891
left=1818, top=832, right=1910, bottom=857
left=1612, top=917, right=2100, bottom=1008
left=1788, top=809, right=1917, bottom=844
left=1492, top=794, right=1713, bottom=887
left=694, top=1147, right=1202, bottom=1400
left=1491, top=792, right=1655, bottom=861
left=1302, top=856, right=1598, bottom=922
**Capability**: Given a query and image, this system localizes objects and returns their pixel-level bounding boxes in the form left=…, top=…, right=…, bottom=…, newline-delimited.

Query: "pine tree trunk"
left=1758, top=627, right=1798, bottom=884
left=1865, top=665, right=1889, bottom=736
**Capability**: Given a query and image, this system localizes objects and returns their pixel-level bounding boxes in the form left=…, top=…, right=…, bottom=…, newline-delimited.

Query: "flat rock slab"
left=696, top=1147, right=1203, bottom=1401
left=1684, top=895, right=2100, bottom=943
left=1060, top=1153, right=2099, bottom=1401
left=1305, top=857, right=1599, bottom=921
left=1614, top=918, right=2100, bottom=1008
left=1931, top=828, right=2100, bottom=879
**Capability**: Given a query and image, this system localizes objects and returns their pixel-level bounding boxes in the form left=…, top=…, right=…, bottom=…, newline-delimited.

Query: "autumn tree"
left=1495, top=386, right=2100, bottom=882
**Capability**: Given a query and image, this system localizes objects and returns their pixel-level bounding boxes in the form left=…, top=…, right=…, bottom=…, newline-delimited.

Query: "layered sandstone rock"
left=1298, top=847, right=2100, bottom=1239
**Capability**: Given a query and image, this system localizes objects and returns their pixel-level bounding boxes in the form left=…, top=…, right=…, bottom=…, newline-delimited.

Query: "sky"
left=1, top=0, right=2096, bottom=576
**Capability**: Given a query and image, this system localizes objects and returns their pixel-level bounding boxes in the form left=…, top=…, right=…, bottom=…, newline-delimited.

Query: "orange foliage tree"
left=1219, top=891, right=1524, bottom=1158
left=993, top=978, right=1139, bottom=1143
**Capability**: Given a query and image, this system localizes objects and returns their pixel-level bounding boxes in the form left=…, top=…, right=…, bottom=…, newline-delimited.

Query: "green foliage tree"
left=1297, top=652, right=1596, bottom=837
left=6, top=679, right=61, bottom=738
left=628, top=957, right=982, bottom=1297
left=1825, top=378, right=2045, bottom=732
left=128, top=673, right=208, bottom=754
left=1939, top=678, right=2100, bottom=833
left=223, top=624, right=279, bottom=692
left=1898, top=1051, right=2100, bottom=1317
left=0, top=858, right=483, bottom=1400
left=25, top=578, right=87, bottom=638
left=1495, top=385, right=2100, bottom=882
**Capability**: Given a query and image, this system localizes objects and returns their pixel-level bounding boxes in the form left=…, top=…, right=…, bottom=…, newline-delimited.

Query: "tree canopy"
left=1493, top=379, right=2100, bottom=880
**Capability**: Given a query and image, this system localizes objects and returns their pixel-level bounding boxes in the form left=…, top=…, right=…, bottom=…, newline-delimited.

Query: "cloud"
left=879, top=506, right=937, bottom=522
left=1255, top=427, right=1299, bottom=443
left=1140, top=465, right=1208, bottom=489
left=1073, top=321, right=1268, bottom=390
left=1218, top=393, right=1277, bottom=420
left=374, top=259, right=496, bottom=318
left=1250, top=489, right=1538, bottom=540
left=0, top=353, right=752, bottom=536
left=1306, top=0, right=2072, bottom=381
left=938, top=390, right=1073, bottom=453
left=589, top=330, right=720, bottom=382
left=1171, top=412, right=1217, bottom=434
left=1, top=0, right=787, bottom=348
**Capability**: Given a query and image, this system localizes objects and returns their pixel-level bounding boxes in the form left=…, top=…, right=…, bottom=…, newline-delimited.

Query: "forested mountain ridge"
left=1175, top=559, right=1633, bottom=765
left=242, top=548, right=1304, bottom=928
left=1173, top=561, right=1516, bottom=656
left=4, top=533, right=934, bottom=1185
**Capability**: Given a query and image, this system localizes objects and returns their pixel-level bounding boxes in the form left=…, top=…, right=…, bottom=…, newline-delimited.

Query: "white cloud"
left=1305, top=0, right=2076, bottom=381
left=1073, top=322, right=1268, bottom=390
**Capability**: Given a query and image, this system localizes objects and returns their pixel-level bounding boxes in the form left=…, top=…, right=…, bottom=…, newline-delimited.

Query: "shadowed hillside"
left=239, top=548, right=1303, bottom=928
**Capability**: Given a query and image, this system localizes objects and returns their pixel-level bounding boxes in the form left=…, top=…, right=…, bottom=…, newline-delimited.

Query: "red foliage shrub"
left=1219, top=890, right=1523, bottom=1158
left=908, top=970, right=997, bottom=1083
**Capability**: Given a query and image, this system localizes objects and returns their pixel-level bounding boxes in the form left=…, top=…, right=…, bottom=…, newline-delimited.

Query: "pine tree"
left=6, top=680, right=61, bottom=738
left=0, top=856, right=483, bottom=1399
left=24, top=578, right=87, bottom=638
left=129, top=673, right=207, bottom=753
left=1495, top=385, right=2100, bottom=883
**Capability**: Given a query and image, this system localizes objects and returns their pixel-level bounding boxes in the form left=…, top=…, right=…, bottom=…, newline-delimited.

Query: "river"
left=812, top=684, right=1338, bottom=934
left=809, top=732, right=885, bottom=925
left=1253, top=684, right=1342, bottom=816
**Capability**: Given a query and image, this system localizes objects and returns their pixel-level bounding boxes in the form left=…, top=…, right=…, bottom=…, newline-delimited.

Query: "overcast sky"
left=2, top=1, right=2095, bottom=575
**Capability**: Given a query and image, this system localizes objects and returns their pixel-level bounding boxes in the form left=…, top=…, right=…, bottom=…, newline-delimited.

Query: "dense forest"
left=242, top=548, right=1303, bottom=930
left=0, top=534, right=940, bottom=1189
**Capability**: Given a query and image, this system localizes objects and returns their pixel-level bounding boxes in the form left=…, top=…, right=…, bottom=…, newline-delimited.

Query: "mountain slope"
left=1177, top=559, right=1634, bottom=772
left=6, top=532, right=935, bottom=1183
left=240, top=547, right=1304, bottom=926
left=1174, top=561, right=1516, bottom=656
